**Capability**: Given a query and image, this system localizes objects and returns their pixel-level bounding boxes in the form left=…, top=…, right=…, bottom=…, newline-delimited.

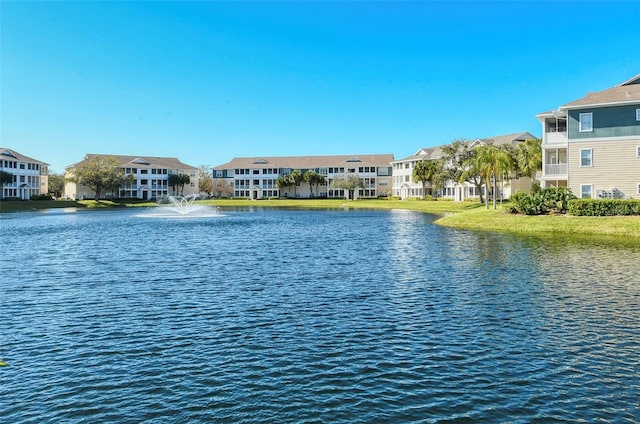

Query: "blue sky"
left=2, top=1, right=639, bottom=173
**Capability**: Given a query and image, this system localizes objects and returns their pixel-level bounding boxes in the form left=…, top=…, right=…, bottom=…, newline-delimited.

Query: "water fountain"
left=167, top=194, right=200, bottom=215
left=139, top=194, right=221, bottom=218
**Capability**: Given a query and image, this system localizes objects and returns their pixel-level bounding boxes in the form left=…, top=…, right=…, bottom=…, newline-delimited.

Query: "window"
left=580, top=149, right=593, bottom=167
left=636, top=109, right=640, bottom=121
left=637, top=146, right=640, bottom=158
left=579, top=112, right=593, bottom=132
left=637, top=183, right=640, bottom=196
left=581, top=184, right=593, bottom=199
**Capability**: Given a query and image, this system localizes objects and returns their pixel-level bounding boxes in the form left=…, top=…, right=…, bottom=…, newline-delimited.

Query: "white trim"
left=568, top=135, right=640, bottom=143
left=579, top=112, right=593, bottom=132
left=580, top=148, right=593, bottom=167
left=580, top=184, right=594, bottom=199
left=562, top=100, right=640, bottom=110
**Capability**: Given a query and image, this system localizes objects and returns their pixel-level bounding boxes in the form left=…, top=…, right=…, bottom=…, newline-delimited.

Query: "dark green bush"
left=567, top=199, right=640, bottom=216
left=509, top=187, right=576, bottom=215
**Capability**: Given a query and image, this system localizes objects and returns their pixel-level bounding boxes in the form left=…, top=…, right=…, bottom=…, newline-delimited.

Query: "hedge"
left=567, top=199, right=640, bottom=216
left=509, top=187, right=576, bottom=215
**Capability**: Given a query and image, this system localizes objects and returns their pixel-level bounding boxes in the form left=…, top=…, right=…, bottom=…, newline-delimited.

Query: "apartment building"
left=536, top=74, right=640, bottom=199
left=212, top=154, right=394, bottom=199
left=65, top=154, right=199, bottom=200
left=391, top=132, right=536, bottom=200
left=0, top=148, right=49, bottom=200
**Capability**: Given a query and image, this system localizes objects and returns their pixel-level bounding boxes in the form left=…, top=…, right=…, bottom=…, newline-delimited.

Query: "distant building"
left=212, top=154, right=394, bottom=199
left=65, top=154, right=199, bottom=200
left=0, top=148, right=49, bottom=200
left=391, top=132, right=536, bottom=201
left=536, top=74, right=640, bottom=199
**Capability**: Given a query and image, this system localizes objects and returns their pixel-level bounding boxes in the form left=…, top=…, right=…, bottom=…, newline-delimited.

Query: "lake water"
left=1, top=207, right=639, bottom=423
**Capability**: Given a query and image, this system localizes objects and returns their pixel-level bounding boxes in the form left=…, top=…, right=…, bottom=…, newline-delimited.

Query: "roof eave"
left=561, top=99, right=640, bottom=110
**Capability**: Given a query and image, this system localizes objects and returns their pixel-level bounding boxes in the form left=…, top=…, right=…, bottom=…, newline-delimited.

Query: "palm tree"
left=0, top=170, right=14, bottom=199
left=289, top=169, right=303, bottom=198
left=412, top=160, right=443, bottom=199
left=168, top=174, right=181, bottom=196
left=303, top=170, right=326, bottom=198
left=516, top=138, right=542, bottom=188
left=276, top=174, right=292, bottom=197
left=178, top=174, right=190, bottom=196
left=474, top=144, right=515, bottom=209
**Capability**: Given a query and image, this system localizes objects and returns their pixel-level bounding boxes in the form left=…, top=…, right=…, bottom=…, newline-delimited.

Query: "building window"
left=637, top=183, right=640, bottom=195
left=579, top=112, right=593, bottom=132
left=580, top=149, right=593, bottom=167
left=637, top=146, right=640, bottom=158
left=581, top=184, right=593, bottom=199
left=636, top=109, right=640, bottom=121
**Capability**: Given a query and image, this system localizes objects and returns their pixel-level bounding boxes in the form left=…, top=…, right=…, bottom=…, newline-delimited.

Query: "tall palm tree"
left=517, top=138, right=542, bottom=187
left=474, top=144, right=514, bottom=209
left=412, top=160, right=443, bottom=199
left=276, top=174, right=292, bottom=197
left=289, top=169, right=303, bottom=198
left=303, top=170, right=326, bottom=198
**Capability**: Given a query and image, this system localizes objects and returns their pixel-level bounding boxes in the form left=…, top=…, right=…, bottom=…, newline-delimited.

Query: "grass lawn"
left=2, top=197, right=638, bottom=239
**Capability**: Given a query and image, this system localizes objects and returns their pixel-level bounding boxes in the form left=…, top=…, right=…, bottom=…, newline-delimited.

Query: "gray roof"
left=214, top=154, right=395, bottom=170
left=561, top=74, right=640, bottom=109
left=71, top=154, right=197, bottom=170
left=0, top=148, right=49, bottom=165
left=394, top=131, right=536, bottom=162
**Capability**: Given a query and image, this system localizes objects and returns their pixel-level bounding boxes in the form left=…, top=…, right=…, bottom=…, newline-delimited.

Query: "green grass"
left=435, top=203, right=640, bottom=238
left=2, top=197, right=638, bottom=239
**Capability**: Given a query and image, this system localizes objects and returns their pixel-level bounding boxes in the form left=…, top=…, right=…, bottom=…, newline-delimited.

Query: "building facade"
left=536, top=74, right=640, bottom=199
left=0, top=148, right=49, bottom=200
left=391, top=132, right=536, bottom=201
left=212, top=154, right=394, bottom=199
left=65, top=154, right=199, bottom=200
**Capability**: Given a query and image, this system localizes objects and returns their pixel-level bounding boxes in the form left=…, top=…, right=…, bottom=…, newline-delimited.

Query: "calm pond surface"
left=1, top=207, right=639, bottom=423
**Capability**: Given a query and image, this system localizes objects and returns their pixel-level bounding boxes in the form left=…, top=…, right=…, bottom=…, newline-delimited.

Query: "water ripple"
left=1, top=209, right=639, bottom=423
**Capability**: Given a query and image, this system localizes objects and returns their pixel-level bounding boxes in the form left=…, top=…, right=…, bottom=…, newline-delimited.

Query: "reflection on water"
left=1, top=208, right=639, bottom=423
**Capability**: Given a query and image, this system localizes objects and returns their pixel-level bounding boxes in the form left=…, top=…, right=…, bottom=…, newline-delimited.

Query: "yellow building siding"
left=568, top=138, right=640, bottom=198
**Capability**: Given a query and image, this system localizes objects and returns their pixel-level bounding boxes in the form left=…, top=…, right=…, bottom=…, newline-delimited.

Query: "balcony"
left=543, top=163, right=568, bottom=177
left=544, top=131, right=568, bottom=145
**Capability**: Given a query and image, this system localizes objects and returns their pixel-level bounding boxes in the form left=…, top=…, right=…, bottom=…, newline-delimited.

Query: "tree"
left=289, top=169, right=303, bottom=198
left=276, top=174, right=293, bottom=197
left=198, top=165, right=213, bottom=196
left=330, top=174, right=363, bottom=200
left=0, top=170, right=14, bottom=199
left=48, top=172, right=65, bottom=198
left=412, top=160, right=444, bottom=199
left=168, top=173, right=190, bottom=196
left=168, top=174, right=180, bottom=196
left=68, top=155, right=128, bottom=200
left=442, top=139, right=485, bottom=203
left=474, top=144, right=515, bottom=209
left=516, top=138, right=542, bottom=188
left=303, top=170, right=326, bottom=198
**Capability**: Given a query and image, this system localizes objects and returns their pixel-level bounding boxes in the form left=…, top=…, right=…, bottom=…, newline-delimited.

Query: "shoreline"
left=1, top=198, right=638, bottom=239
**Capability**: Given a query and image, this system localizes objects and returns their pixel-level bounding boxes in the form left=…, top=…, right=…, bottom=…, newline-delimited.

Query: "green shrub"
left=31, top=194, right=54, bottom=200
left=509, top=187, right=576, bottom=215
left=567, top=199, right=640, bottom=216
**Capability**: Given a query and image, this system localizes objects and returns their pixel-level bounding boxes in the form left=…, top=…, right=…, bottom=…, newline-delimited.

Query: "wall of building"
left=568, top=105, right=640, bottom=139
left=568, top=138, right=640, bottom=199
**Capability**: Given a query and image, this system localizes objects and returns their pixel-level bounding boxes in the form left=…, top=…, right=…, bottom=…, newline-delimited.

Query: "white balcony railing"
left=545, top=131, right=568, bottom=145
left=544, top=164, right=568, bottom=177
